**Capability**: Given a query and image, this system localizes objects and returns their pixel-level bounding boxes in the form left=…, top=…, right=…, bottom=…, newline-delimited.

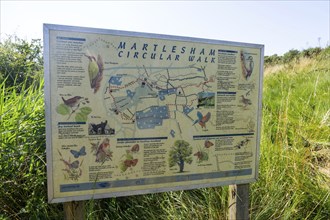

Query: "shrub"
left=0, top=37, right=43, bottom=89
left=282, top=49, right=300, bottom=64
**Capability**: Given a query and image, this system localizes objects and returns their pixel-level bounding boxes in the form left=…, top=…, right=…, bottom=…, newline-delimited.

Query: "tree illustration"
left=168, top=140, right=193, bottom=172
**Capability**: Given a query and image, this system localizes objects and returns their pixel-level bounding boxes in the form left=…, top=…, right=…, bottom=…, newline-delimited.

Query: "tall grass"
left=0, top=77, right=62, bottom=219
left=0, top=48, right=329, bottom=219
left=251, top=49, right=330, bottom=220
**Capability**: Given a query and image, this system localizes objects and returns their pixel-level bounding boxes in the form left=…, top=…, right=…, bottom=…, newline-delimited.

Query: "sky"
left=0, top=1, right=329, bottom=56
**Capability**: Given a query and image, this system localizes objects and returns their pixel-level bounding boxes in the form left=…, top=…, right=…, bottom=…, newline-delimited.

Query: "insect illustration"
left=131, top=144, right=140, bottom=153
left=193, top=111, right=211, bottom=130
left=60, top=158, right=83, bottom=180
left=119, top=149, right=139, bottom=172
left=61, top=158, right=80, bottom=169
left=234, top=138, right=250, bottom=149
left=70, top=146, right=87, bottom=158
left=58, top=149, right=83, bottom=180
left=85, top=54, right=104, bottom=93
left=194, top=150, right=209, bottom=163
left=204, top=140, right=214, bottom=148
left=124, top=159, right=138, bottom=167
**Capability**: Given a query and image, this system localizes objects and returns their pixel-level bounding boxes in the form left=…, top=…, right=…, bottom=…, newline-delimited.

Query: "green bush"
left=282, top=49, right=300, bottom=64
left=302, top=47, right=322, bottom=58
left=0, top=37, right=43, bottom=89
left=264, top=54, right=282, bottom=66
left=264, top=46, right=328, bottom=66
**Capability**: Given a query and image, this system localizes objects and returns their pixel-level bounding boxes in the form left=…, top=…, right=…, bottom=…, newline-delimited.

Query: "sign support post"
left=228, top=184, right=250, bottom=220
left=63, top=201, right=85, bottom=220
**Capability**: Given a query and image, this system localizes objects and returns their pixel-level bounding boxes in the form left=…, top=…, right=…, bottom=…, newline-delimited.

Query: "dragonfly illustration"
left=193, top=111, right=211, bottom=130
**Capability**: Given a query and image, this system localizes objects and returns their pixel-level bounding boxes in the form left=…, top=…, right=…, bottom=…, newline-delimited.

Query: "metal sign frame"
left=44, top=23, right=263, bottom=203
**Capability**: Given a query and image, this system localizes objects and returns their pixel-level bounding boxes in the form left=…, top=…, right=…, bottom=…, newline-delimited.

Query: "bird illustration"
left=240, top=95, right=252, bottom=109
left=62, top=96, right=83, bottom=108
left=85, top=54, right=104, bottom=93
left=95, top=138, right=112, bottom=162
left=241, top=52, right=254, bottom=80
left=193, top=111, right=211, bottom=130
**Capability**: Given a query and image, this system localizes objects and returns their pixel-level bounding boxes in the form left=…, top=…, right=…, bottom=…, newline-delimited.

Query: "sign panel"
left=44, top=24, right=264, bottom=203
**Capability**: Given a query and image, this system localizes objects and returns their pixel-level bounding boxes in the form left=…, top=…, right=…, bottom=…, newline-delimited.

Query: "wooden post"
left=63, top=201, right=85, bottom=220
left=228, top=184, right=249, bottom=220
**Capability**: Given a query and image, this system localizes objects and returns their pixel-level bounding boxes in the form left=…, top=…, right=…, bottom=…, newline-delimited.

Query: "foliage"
left=251, top=52, right=330, bottom=219
left=0, top=37, right=43, bottom=89
left=264, top=46, right=329, bottom=66
left=0, top=79, right=63, bottom=219
left=264, top=54, right=282, bottom=66
left=301, top=47, right=322, bottom=58
left=282, top=49, right=300, bottom=63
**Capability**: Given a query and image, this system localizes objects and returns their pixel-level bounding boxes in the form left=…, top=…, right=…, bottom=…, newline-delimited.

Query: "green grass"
left=251, top=48, right=330, bottom=220
left=0, top=48, right=329, bottom=219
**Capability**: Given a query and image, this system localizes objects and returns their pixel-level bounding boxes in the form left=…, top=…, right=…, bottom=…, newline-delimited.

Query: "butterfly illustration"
left=70, top=146, right=87, bottom=158
left=204, top=140, right=214, bottom=148
left=124, top=159, right=138, bottom=167
left=194, top=151, right=209, bottom=162
left=193, top=111, right=211, bottom=129
left=194, top=151, right=203, bottom=160
left=61, top=159, right=80, bottom=169
left=131, top=144, right=140, bottom=153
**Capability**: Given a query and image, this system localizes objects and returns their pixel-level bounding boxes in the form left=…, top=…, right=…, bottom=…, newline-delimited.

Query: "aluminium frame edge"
left=43, top=23, right=263, bottom=49
left=50, top=177, right=256, bottom=203
left=255, top=45, right=264, bottom=180
left=43, top=24, right=54, bottom=203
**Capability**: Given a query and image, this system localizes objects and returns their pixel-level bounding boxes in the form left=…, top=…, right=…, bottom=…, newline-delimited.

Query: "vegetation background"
left=0, top=37, right=329, bottom=219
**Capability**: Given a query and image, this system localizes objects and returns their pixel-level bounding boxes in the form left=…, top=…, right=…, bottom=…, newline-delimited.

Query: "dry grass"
left=264, top=63, right=285, bottom=75
left=264, top=57, right=318, bottom=76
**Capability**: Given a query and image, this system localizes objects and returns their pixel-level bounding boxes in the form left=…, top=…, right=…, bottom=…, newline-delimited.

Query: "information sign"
left=44, top=24, right=264, bottom=203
